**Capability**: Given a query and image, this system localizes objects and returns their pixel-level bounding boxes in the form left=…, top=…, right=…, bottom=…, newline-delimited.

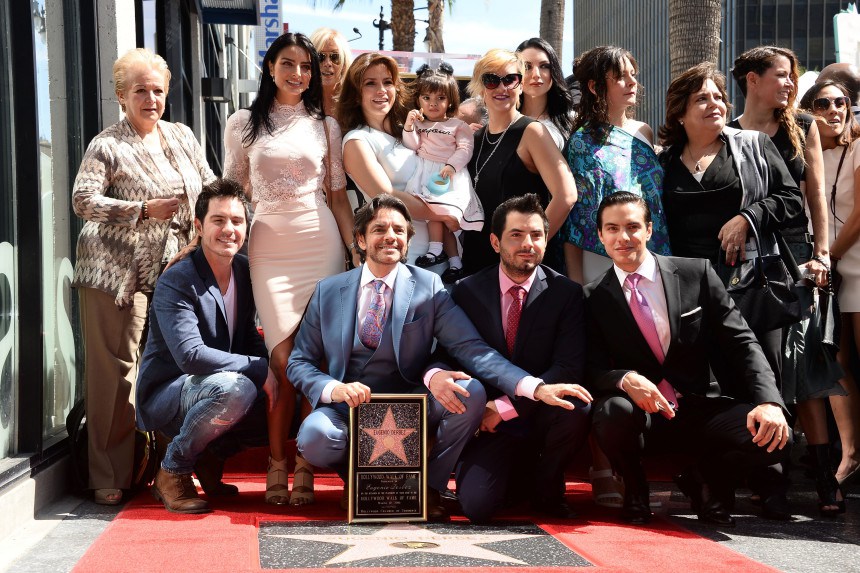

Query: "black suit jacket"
left=584, top=254, right=784, bottom=408
left=438, top=264, right=586, bottom=417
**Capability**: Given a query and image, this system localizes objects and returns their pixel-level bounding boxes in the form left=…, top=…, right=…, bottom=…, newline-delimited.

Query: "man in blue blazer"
left=289, top=195, right=575, bottom=518
left=137, top=180, right=275, bottom=514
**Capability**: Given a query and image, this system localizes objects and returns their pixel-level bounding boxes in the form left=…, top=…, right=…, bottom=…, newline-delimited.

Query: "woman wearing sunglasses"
left=516, top=37, right=574, bottom=151
left=462, top=48, right=577, bottom=275
left=310, top=28, right=352, bottom=119
left=224, top=32, right=356, bottom=507
left=561, top=45, right=670, bottom=286
left=730, top=47, right=844, bottom=516
left=800, top=80, right=860, bottom=500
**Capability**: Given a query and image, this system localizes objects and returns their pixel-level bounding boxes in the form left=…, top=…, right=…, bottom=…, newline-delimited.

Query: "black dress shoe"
left=441, top=266, right=464, bottom=284
left=440, top=488, right=459, bottom=502
left=534, top=498, right=578, bottom=519
left=674, top=471, right=735, bottom=527
left=427, top=489, right=449, bottom=520
left=621, top=496, right=652, bottom=525
left=761, top=493, right=794, bottom=521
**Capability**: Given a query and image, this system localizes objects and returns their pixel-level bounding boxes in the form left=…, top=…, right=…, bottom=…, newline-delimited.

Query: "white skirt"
left=404, top=158, right=484, bottom=231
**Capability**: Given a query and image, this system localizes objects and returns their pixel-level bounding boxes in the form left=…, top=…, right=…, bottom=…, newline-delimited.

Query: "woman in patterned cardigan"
left=71, top=48, right=215, bottom=506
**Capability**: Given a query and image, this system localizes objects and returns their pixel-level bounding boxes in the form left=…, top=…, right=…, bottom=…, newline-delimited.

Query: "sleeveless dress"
left=464, top=116, right=555, bottom=275
left=224, top=101, right=346, bottom=353
left=562, top=123, right=671, bottom=283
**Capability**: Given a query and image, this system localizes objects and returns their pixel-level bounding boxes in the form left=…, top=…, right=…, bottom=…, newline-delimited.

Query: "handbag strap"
left=741, top=209, right=803, bottom=283
left=830, top=145, right=848, bottom=226
left=322, top=118, right=333, bottom=209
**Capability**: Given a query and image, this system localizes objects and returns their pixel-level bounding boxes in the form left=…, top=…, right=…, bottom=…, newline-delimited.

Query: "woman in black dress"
left=461, top=48, right=577, bottom=277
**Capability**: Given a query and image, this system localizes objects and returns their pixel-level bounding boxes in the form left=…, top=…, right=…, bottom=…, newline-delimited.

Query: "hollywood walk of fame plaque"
left=348, top=394, right=427, bottom=523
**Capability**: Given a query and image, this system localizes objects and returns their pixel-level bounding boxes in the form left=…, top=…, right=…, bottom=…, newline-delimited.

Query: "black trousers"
left=592, top=393, right=791, bottom=493
left=455, top=398, right=591, bottom=522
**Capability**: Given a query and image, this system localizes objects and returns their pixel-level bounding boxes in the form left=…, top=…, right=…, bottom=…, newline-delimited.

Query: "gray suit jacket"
left=288, top=263, right=532, bottom=408
left=136, top=248, right=268, bottom=430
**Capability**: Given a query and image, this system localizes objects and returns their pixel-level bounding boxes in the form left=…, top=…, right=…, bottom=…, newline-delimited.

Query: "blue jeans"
left=160, top=372, right=259, bottom=474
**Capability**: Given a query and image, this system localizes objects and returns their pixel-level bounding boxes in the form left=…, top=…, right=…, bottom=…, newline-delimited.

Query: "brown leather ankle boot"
left=194, top=449, right=239, bottom=496
left=152, top=468, right=211, bottom=514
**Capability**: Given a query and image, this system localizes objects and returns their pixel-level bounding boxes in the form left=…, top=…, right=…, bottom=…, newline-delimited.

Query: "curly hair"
left=732, top=46, right=805, bottom=160
left=570, top=45, right=639, bottom=139
left=336, top=53, right=411, bottom=140
left=242, top=32, right=323, bottom=146
left=516, top=38, right=574, bottom=137
left=659, top=62, right=732, bottom=148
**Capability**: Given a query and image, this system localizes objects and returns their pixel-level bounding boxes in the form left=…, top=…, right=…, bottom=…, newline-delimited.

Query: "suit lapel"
left=391, top=263, right=415, bottom=365
left=656, top=255, right=681, bottom=359
left=477, top=268, right=506, bottom=352
left=600, top=266, right=659, bottom=367
left=339, top=268, right=361, bottom=364
left=193, top=249, right=228, bottom=337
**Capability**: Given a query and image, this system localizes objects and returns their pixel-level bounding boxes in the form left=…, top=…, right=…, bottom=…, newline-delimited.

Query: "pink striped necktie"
left=625, top=273, right=678, bottom=409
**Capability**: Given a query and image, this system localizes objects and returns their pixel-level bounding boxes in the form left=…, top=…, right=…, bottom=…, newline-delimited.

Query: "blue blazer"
left=288, top=263, right=532, bottom=409
left=136, top=248, right=269, bottom=430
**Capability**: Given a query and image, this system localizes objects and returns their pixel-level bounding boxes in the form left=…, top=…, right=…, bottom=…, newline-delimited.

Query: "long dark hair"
left=516, top=37, right=574, bottom=137
left=571, top=45, right=639, bottom=139
left=242, top=32, right=323, bottom=146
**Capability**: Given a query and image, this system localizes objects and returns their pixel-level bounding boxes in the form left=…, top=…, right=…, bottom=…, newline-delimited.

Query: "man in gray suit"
left=289, top=195, right=581, bottom=518
left=137, top=179, right=276, bottom=514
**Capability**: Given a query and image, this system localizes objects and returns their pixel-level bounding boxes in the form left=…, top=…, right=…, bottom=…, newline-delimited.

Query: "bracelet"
left=141, top=201, right=149, bottom=220
left=811, top=254, right=830, bottom=270
left=444, top=163, right=455, bottom=172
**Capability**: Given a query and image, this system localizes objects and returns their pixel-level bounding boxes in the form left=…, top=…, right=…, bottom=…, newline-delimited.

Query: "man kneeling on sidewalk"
left=136, top=179, right=276, bottom=514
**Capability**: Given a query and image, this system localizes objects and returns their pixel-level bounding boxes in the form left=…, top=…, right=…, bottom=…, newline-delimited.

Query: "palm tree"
left=668, top=0, right=722, bottom=78
left=326, top=1, right=455, bottom=53
left=426, top=0, right=445, bottom=53
left=539, top=0, right=565, bottom=57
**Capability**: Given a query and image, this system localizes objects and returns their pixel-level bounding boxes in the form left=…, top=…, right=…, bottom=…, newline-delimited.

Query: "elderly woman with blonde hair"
left=72, top=47, right=215, bottom=505
left=310, top=27, right=353, bottom=119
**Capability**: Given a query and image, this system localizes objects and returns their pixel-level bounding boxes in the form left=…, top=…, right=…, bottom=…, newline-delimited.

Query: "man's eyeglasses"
left=481, top=73, right=523, bottom=90
left=318, top=52, right=341, bottom=65
left=812, top=96, right=850, bottom=112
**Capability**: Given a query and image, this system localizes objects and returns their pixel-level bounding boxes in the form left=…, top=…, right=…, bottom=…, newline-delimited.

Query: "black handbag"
left=716, top=210, right=803, bottom=332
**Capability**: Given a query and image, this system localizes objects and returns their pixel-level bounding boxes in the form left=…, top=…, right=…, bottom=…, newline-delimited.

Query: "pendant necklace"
left=685, top=140, right=719, bottom=173
left=473, top=115, right=519, bottom=188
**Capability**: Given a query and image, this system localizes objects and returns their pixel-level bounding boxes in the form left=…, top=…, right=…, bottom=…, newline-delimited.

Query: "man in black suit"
left=438, top=194, right=592, bottom=522
left=585, top=192, right=791, bottom=526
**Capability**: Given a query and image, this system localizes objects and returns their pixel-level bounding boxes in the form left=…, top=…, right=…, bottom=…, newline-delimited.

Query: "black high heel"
left=811, top=444, right=846, bottom=517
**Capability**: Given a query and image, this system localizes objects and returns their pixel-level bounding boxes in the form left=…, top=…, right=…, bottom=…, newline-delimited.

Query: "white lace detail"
left=223, top=102, right=346, bottom=214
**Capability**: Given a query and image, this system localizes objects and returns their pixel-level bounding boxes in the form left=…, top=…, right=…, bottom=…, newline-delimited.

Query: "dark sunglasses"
left=481, top=73, right=523, bottom=90
left=317, top=52, right=341, bottom=65
left=812, top=96, right=850, bottom=112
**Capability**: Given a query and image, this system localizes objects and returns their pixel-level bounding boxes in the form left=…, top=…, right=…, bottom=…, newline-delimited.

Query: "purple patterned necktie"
left=506, top=285, right=525, bottom=355
left=625, top=273, right=678, bottom=410
left=360, top=279, right=386, bottom=349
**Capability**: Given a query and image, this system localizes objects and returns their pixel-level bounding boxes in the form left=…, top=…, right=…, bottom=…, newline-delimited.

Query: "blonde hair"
left=310, top=27, right=353, bottom=93
left=113, top=48, right=171, bottom=108
left=467, top=49, right=524, bottom=108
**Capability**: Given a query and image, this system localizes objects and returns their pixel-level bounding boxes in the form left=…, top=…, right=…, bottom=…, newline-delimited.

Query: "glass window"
left=0, top=0, right=17, bottom=460
left=33, top=0, right=78, bottom=443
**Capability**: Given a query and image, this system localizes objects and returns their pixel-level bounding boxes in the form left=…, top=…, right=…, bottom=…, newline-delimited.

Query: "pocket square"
left=680, top=307, right=702, bottom=318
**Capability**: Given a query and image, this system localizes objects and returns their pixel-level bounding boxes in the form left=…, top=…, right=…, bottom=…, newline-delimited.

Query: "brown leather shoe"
left=194, top=449, right=239, bottom=496
left=151, top=468, right=211, bottom=514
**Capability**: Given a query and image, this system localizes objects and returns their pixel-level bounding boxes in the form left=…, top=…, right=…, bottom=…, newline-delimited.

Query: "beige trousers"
left=79, top=287, right=149, bottom=490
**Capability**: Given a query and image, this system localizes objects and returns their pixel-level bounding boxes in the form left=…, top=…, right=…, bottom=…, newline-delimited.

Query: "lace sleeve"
left=223, top=111, right=252, bottom=198
left=325, top=117, right=347, bottom=191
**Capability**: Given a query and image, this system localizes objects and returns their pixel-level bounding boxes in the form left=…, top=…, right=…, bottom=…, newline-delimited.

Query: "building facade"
left=0, top=0, right=259, bottom=540
left=573, top=0, right=854, bottom=133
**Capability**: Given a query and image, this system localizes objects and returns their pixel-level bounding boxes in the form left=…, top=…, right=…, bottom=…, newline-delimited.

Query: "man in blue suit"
left=137, top=180, right=275, bottom=514
left=289, top=195, right=580, bottom=518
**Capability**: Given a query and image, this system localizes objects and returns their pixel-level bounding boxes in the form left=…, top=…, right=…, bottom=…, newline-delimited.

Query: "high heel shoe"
left=811, top=444, right=846, bottom=517
left=289, top=454, right=315, bottom=506
left=266, top=456, right=290, bottom=505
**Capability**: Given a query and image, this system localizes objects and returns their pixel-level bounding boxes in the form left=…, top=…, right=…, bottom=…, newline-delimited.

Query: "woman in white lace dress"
left=224, top=32, right=355, bottom=506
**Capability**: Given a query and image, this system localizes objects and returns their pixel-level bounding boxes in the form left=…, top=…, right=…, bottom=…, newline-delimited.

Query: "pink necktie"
left=625, top=273, right=678, bottom=409
left=359, top=280, right=386, bottom=349
left=506, top=285, right=524, bottom=355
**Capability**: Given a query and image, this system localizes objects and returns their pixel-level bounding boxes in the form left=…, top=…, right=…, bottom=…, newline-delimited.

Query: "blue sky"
left=281, top=1, right=575, bottom=70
